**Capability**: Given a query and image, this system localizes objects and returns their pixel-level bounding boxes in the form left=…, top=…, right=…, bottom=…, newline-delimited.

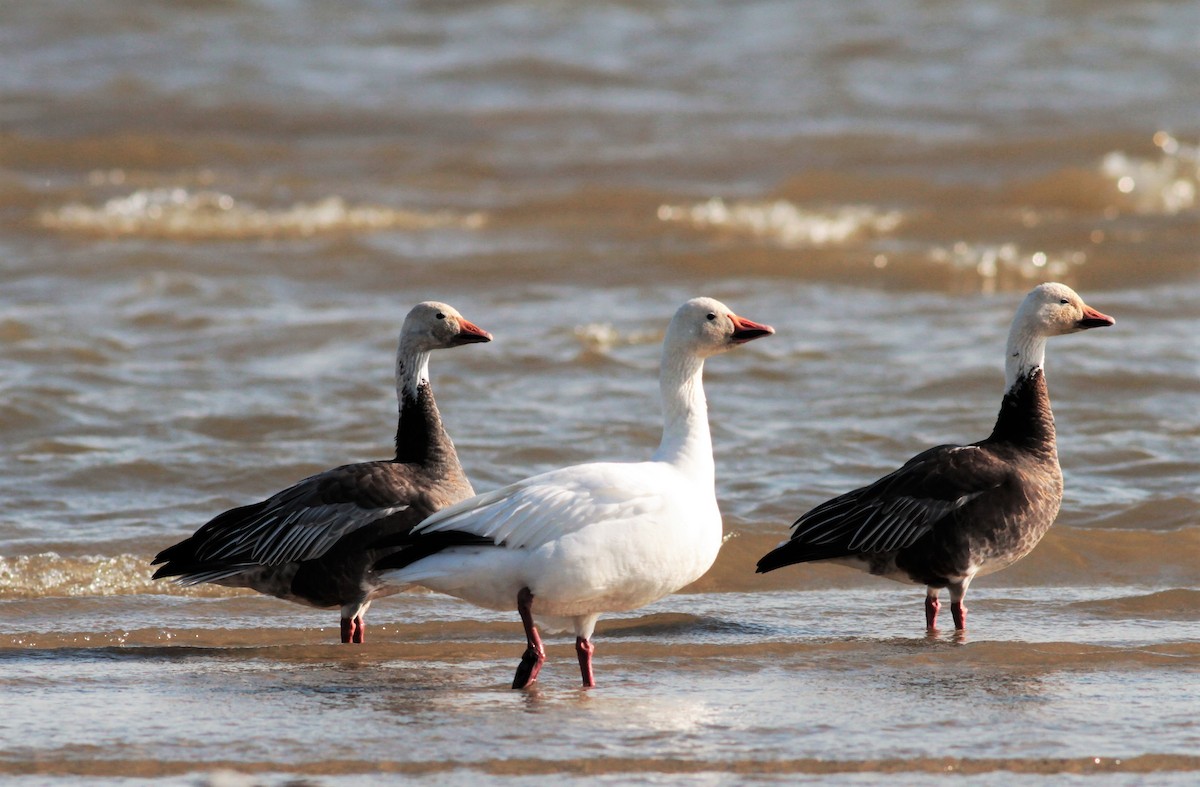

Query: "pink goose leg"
left=949, top=582, right=968, bottom=630
left=925, top=589, right=941, bottom=629
left=951, top=602, right=968, bottom=630
left=576, top=637, right=595, bottom=688
left=512, top=587, right=545, bottom=689
left=340, top=616, right=366, bottom=643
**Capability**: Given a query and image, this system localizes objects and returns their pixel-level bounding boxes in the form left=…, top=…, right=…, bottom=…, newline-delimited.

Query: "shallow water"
left=1, top=0, right=1198, bottom=784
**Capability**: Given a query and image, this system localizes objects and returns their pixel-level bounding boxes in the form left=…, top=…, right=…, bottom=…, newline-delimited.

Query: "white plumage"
left=398, top=462, right=715, bottom=622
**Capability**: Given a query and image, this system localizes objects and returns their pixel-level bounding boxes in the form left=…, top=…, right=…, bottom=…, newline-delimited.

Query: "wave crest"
left=1101, top=132, right=1198, bottom=216
left=657, top=198, right=902, bottom=247
left=0, top=553, right=234, bottom=600
left=39, top=187, right=487, bottom=239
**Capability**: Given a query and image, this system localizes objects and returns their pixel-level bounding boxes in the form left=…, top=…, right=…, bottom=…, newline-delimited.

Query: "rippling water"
left=2, top=0, right=1198, bottom=784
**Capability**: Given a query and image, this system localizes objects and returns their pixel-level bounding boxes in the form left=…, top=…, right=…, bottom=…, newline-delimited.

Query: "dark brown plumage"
left=152, top=301, right=491, bottom=643
left=757, top=283, right=1114, bottom=630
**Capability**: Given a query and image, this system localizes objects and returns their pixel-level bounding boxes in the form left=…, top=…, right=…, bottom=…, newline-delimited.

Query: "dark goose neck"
left=986, top=367, right=1057, bottom=458
left=393, top=381, right=457, bottom=467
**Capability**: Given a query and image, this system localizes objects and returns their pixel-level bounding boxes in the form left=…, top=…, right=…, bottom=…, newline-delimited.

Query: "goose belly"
left=402, top=519, right=724, bottom=617
left=964, top=483, right=1063, bottom=578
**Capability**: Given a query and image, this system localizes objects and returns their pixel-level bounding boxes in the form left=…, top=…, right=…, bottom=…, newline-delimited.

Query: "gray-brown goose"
left=152, top=301, right=491, bottom=643
left=757, top=283, right=1113, bottom=630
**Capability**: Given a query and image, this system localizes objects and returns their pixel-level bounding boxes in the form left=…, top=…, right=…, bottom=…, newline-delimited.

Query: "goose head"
left=1014, top=283, right=1115, bottom=338
left=665, top=297, right=775, bottom=360
left=1005, top=283, right=1113, bottom=388
left=401, top=301, right=493, bottom=352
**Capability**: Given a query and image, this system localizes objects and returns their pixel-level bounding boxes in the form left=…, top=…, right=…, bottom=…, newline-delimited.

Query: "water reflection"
left=889, top=666, right=1047, bottom=705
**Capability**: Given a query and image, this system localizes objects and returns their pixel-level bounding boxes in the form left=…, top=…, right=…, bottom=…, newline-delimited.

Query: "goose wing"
left=373, top=461, right=672, bottom=571
left=152, top=461, right=424, bottom=579
left=758, top=444, right=1010, bottom=571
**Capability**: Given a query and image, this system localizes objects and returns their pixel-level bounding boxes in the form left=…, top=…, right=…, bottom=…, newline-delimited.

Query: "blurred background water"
left=1, top=1, right=1197, bottom=784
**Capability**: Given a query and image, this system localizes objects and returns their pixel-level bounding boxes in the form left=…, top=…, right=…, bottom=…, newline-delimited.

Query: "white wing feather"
left=414, top=461, right=673, bottom=550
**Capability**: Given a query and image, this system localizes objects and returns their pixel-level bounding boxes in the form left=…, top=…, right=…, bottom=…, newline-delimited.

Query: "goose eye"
left=1058, top=299, right=1069, bottom=305
left=706, top=313, right=717, bottom=321
left=436, top=312, right=446, bottom=320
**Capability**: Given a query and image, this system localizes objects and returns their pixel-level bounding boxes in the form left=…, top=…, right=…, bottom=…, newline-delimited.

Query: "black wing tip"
left=755, top=545, right=798, bottom=574
left=372, top=531, right=500, bottom=574
left=151, top=563, right=184, bottom=580
left=758, top=538, right=854, bottom=572
left=151, top=543, right=187, bottom=568
left=151, top=554, right=243, bottom=582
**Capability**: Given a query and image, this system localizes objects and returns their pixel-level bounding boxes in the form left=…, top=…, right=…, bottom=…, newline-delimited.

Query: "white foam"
left=1100, top=132, right=1198, bottom=215
left=572, top=322, right=660, bottom=355
left=657, top=198, right=902, bottom=247
left=0, top=553, right=236, bottom=599
left=929, top=242, right=1085, bottom=293
left=40, top=187, right=487, bottom=239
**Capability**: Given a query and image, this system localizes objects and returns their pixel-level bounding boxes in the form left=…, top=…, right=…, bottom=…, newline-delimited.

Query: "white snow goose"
left=152, top=301, right=492, bottom=643
left=757, top=282, right=1113, bottom=631
left=372, top=297, right=774, bottom=688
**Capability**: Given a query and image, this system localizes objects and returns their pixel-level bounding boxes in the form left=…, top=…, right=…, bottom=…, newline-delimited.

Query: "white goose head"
left=1013, top=282, right=1115, bottom=338
left=396, top=301, right=492, bottom=396
left=1006, top=283, right=1113, bottom=388
left=401, top=301, right=493, bottom=353
left=664, top=296, right=775, bottom=361
left=653, top=297, right=774, bottom=469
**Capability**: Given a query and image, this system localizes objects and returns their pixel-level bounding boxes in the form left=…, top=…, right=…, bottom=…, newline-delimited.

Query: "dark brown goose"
left=757, top=283, right=1113, bottom=630
left=151, top=301, right=491, bottom=643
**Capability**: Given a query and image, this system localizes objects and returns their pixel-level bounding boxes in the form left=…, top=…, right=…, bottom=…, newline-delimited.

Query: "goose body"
left=152, top=301, right=492, bottom=643
left=390, top=460, right=723, bottom=621
left=757, top=283, right=1113, bottom=630
left=375, top=297, right=774, bottom=687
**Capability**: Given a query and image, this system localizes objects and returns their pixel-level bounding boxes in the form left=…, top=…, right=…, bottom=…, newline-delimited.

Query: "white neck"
left=1004, top=319, right=1046, bottom=391
left=395, top=339, right=431, bottom=402
left=651, top=347, right=715, bottom=483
